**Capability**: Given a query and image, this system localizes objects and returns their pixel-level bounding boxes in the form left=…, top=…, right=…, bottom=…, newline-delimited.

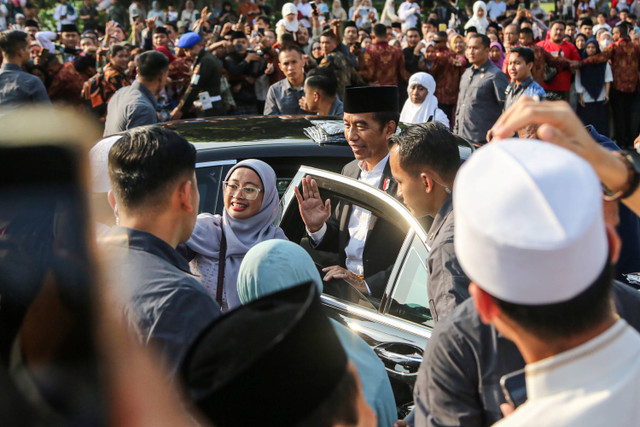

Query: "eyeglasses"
left=223, top=181, right=263, bottom=200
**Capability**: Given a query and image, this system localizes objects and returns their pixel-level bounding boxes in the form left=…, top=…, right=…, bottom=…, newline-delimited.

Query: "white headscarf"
left=400, top=73, right=439, bottom=124
left=464, top=1, right=489, bottom=34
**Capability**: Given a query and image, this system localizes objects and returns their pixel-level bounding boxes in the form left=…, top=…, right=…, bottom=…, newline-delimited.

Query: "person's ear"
left=605, top=223, right=621, bottom=265
left=384, top=120, right=397, bottom=139
left=177, top=179, right=196, bottom=213
left=469, top=282, right=501, bottom=325
left=107, top=189, right=117, bottom=211
left=419, top=172, right=433, bottom=193
left=313, top=90, right=320, bottom=103
left=278, top=60, right=285, bottom=73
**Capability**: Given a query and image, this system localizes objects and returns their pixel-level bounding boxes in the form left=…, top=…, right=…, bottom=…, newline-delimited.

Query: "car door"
left=279, top=166, right=434, bottom=415
left=195, top=160, right=236, bottom=214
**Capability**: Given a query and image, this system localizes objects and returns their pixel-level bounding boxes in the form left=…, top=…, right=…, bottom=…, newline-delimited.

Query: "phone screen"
left=0, top=143, right=105, bottom=423
left=500, top=369, right=527, bottom=408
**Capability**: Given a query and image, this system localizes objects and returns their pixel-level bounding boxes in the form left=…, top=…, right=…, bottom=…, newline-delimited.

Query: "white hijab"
left=400, top=73, right=439, bottom=124
left=465, top=1, right=490, bottom=34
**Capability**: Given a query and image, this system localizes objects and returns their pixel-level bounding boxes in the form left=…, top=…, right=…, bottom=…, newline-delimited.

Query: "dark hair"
left=629, top=13, right=637, bottom=19
left=614, top=21, right=630, bottom=37
left=344, top=20, right=357, bottom=29
left=0, top=30, right=28, bottom=57
left=519, top=27, right=534, bottom=38
left=469, top=33, right=490, bottom=48
left=580, top=17, right=593, bottom=27
left=299, top=368, right=359, bottom=427
left=465, top=25, right=477, bottom=34
left=550, top=19, right=566, bottom=29
left=110, top=44, right=127, bottom=58
left=256, top=14, right=270, bottom=26
left=165, top=21, right=178, bottom=32
left=108, top=126, right=196, bottom=210
left=73, top=54, right=96, bottom=72
left=519, top=18, right=533, bottom=26
left=509, top=46, right=535, bottom=63
left=566, top=20, right=576, bottom=27
left=279, top=44, right=304, bottom=57
left=281, top=32, right=295, bottom=46
left=306, top=68, right=338, bottom=97
left=426, top=18, right=438, bottom=27
left=406, top=27, right=420, bottom=35
left=153, top=26, right=168, bottom=35
left=372, top=111, right=399, bottom=131
left=391, top=22, right=402, bottom=29
left=373, top=23, right=387, bottom=37
left=24, top=19, right=39, bottom=28
left=320, top=29, right=337, bottom=40
left=230, top=30, right=246, bottom=40
left=137, top=50, right=169, bottom=80
left=493, top=262, right=614, bottom=340
left=388, top=122, right=460, bottom=183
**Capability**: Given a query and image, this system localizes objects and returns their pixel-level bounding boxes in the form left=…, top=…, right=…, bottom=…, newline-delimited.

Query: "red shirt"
left=362, top=41, right=406, bottom=86
left=536, top=39, right=580, bottom=92
left=582, top=38, right=640, bottom=93
left=430, top=48, right=467, bottom=105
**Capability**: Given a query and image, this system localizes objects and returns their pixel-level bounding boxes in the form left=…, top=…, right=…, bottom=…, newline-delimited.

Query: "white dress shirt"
left=398, top=1, right=420, bottom=32
left=495, top=319, right=640, bottom=427
left=310, top=154, right=389, bottom=289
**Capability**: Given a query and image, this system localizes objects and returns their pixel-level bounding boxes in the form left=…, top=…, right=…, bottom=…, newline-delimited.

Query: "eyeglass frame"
left=222, top=181, right=264, bottom=200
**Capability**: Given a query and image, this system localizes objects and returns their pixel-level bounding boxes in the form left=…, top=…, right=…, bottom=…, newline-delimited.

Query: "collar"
left=132, top=80, right=158, bottom=108
left=427, top=193, right=453, bottom=240
left=0, top=63, right=22, bottom=71
left=512, top=75, right=534, bottom=91
left=327, top=97, right=342, bottom=115
left=525, top=320, right=637, bottom=400
left=375, top=41, right=389, bottom=47
left=104, top=226, right=192, bottom=274
left=358, top=152, right=390, bottom=174
left=283, top=75, right=304, bottom=91
left=472, top=59, right=492, bottom=72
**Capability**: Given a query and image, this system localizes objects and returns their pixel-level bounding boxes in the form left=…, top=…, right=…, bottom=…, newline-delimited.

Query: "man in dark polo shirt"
left=102, top=126, right=221, bottom=376
left=0, top=30, right=50, bottom=106
left=103, top=50, right=168, bottom=136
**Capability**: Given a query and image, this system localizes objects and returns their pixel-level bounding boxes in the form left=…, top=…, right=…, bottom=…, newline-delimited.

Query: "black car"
left=162, top=116, right=355, bottom=214
left=166, top=115, right=474, bottom=417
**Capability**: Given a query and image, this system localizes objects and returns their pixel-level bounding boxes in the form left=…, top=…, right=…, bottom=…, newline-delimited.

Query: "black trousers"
left=438, top=103, right=455, bottom=129
left=577, top=101, right=610, bottom=138
left=610, top=89, right=636, bottom=148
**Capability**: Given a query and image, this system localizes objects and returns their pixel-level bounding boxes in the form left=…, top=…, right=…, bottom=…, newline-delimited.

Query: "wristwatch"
left=602, top=149, right=640, bottom=201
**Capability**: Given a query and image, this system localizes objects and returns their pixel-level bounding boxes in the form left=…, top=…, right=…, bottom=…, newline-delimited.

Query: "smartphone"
left=239, top=14, right=245, bottom=24
left=310, top=1, right=318, bottom=11
left=519, top=3, right=525, bottom=9
left=39, top=47, right=48, bottom=57
left=213, top=24, right=221, bottom=34
left=439, top=23, right=447, bottom=31
left=500, top=369, right=527, bottom=408
left=0, top=110, right=105, bottom=423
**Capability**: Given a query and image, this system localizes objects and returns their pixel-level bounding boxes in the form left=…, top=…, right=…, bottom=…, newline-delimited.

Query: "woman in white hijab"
left=464, top=1, right=489, bottom=34
left=380, top=0, right=400, bottom=26
left=400, top=72, right=450, bottom=127
left=182, top=159, right=287, bottom=312
left=276, top=2, right=300, bottom=42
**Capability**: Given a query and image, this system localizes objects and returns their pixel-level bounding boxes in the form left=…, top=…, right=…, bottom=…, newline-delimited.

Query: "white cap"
left=282, top=2, right=297, bottom=16
left=453, top=139, right=608, bottom=305
left=89, top=135, right=121, bottom=193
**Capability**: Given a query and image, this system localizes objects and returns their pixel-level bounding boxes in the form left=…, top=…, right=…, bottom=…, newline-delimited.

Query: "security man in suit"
left=294, top=86, right=405, bottom=299
left=388, top=122, right=470, bottom=323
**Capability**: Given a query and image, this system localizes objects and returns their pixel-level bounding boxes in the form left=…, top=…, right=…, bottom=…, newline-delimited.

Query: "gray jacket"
left=0, top=63, right=50, bottom=106
left=426, top=194, right=470, bottom=323
left=104, top=80, right=157, bottom=136
left=454, top=60, right=508, bottom=144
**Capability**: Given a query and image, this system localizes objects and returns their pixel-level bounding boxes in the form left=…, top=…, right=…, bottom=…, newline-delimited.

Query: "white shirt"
left=398, top=1, right=420, bottom=32
left=310, top=154, right=389, bottom=290
left=575, top=62, right=613, bottom=103
left=486, top=0, right=506, bottom=21
left=297, top=2, right=313, bottom=28
left=496, top=319, right=640, bottom=427
left=53, top=3, right=78, bottom=30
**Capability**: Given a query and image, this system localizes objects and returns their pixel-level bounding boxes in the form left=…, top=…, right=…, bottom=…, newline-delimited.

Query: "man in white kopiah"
left=453, top=138, right=640, bottom=427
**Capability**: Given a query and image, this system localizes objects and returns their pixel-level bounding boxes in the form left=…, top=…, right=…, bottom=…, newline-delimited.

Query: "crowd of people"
left=1, top=0, right=640, bottom=146
left=2, top=0, right=640, bottom=426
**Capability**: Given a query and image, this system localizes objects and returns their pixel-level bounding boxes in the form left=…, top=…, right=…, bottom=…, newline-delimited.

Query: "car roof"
left=162, top=115, right=348, bottom=149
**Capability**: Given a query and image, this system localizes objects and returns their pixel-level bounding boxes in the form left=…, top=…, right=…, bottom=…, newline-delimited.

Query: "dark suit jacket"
left=313, top=158, right=405, bottom=299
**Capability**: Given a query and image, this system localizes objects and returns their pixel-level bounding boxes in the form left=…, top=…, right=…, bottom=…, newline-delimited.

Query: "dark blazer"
left=313, top=157, right=406, bottom=299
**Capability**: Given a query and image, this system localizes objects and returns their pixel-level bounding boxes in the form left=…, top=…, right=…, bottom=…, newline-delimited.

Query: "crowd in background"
left=1, top=0, right=640, bottom=146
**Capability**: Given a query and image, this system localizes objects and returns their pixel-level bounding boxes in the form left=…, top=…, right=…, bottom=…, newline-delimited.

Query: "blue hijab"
left=580, top=38, right=607, bottom=101
left=237, top=240, right=397, bottom=427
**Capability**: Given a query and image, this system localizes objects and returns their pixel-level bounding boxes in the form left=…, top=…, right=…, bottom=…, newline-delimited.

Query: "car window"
left=387, top=233, right=434, bottom=328
left=196, top=162, right=235, bottom=214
